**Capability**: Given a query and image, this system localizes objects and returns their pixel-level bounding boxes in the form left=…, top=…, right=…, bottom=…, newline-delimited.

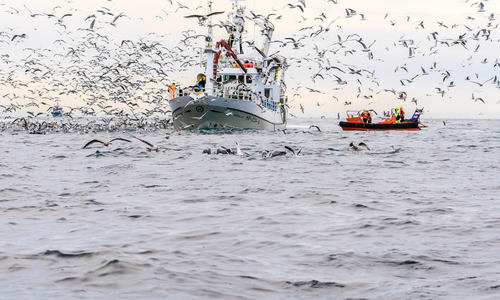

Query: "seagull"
left=349, top=142, right=370, bottom=151
left=271, top=150, right=287, bottom=157
left=285, top=146, right=302, bottom=156
left=191, top=110, right=208, bottom=120
left=300, top=103, right=305, bottom=114
left=466, top=76, right=494, bottom=87
left=345, top=8, right=356, bottom=18
left=437, top=21, right=448, bottom=28
left=11, top=33, right=27, bottom=42
left=357, top=39, right=375, bottom=52
left=391, top=145, right=401, bottom=153
left=132, top=136, right=181, bottom=152
left=308, top=125, right=321, bottom=132
left=82, top=138, right=131, bottom=149
left=217, top=146, right=232, bottom=155
left=184, top=11, right=224, bottom=24
left=284, top=4, right=304, bottom=12
left=23, top=5, right=43, bottom=17
left=215, top=122, right=229, bottom=129
left=235, top=142, right=243, bottom=156
left=477, top=2, right=485, bottom=12
left=110, top=12, right=129, bottom=26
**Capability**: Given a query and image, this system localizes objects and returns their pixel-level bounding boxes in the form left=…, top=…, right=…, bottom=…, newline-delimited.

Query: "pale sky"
left=1, top=0, right=499, bottom=118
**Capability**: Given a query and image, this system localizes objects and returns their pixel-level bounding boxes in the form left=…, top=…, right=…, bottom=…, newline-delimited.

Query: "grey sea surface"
left=1, top=118, right=500, bottom=299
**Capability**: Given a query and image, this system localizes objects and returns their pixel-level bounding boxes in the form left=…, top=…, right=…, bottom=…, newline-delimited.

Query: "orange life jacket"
left=168, top=84, right=176, bottom=98
left=361, top=111, right=370, bottom=119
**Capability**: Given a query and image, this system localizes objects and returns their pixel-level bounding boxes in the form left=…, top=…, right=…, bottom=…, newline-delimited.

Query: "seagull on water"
left=391, top=146, right=401, bottom=153
left=309, top=125, right=321, bottom=132
left=349, top=142, right=370, bottom=151
left=235, top=142, right=243, bottom=156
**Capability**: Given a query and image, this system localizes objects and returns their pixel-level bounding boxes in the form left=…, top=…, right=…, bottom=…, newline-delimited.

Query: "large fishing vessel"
left=168, top=0, right=288, bottom=130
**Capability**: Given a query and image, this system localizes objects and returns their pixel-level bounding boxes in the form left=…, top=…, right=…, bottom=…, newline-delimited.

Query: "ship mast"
left=204, top=0, right=215, bottom=96
left=230, top=0, right=246, bottom=54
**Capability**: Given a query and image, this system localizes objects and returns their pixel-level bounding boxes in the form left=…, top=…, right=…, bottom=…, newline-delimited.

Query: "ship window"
left=238, top=75, right=244, bottom=83
left=246, top=75, right=253, bottom=84
left=264, top=88, right=271, bottom=98
left=216, top=75, right=222, bottom=82
left=223, top=75, right=236, bottom=82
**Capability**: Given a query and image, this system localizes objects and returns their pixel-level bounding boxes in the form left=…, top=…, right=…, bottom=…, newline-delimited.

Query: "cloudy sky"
left=1, top=0, right=499, bottom=118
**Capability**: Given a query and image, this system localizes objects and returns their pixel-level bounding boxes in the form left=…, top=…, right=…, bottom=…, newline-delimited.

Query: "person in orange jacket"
left=400, top=107, right=405, bottom=122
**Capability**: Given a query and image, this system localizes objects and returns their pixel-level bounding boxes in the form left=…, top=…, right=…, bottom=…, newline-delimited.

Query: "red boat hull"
left=339, top=121, right=420, bottom=131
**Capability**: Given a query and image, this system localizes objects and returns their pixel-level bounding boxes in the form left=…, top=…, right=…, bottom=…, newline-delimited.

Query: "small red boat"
left=339, top=109, right=425, bottom=131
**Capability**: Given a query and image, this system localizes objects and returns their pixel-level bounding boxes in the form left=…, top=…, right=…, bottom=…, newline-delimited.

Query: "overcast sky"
left=1, top=0, right=499, bottom=118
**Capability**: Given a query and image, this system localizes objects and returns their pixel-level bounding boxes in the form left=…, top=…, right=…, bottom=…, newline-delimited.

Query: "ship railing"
left=169, top=86, right=202, bottom=98
left=346, top=110, right=361, bottom=118
left=170, top=86, right=269, bottom=108
left=218, top=60, right=257, bottom=69
left=215, top=88, right=259, bottom=103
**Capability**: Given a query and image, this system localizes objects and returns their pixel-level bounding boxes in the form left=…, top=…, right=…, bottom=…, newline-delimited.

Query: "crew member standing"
left=400, top=107, right=405, bottom=122
left=395, top=107, right=401, bottom=123
left=196, top=74, right=206, bottom=91
left=361, top=109, right=371, bottom=123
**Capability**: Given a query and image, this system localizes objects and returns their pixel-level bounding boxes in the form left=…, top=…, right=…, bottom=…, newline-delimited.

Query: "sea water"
left=1, top=118, right=499, bottom=299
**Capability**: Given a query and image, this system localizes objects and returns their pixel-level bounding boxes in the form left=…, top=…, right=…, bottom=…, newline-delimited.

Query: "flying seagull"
left=184, top=11, right=224, bottom=24
left=285, top=145, right=302, bottom=156
left=82, top=138, right=131, bottom=149
left=132, top=136, right=181, bottom=152
left=309, top=125, right=321, bottom=132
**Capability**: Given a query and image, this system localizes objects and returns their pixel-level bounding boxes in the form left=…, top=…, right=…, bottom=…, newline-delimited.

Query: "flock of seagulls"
left=0, top=0, right=498, bottom=124
left=200, top=142, right=374, bottom=157
left=280, top=1, right=500, bottom=114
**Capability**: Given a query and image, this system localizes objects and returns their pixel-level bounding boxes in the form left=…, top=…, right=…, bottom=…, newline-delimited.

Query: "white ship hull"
left=169, top=95, right=287, bottom=130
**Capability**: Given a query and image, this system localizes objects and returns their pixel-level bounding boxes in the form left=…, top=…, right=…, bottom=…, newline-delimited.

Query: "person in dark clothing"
left=361, top=109, right=371, bottom=123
